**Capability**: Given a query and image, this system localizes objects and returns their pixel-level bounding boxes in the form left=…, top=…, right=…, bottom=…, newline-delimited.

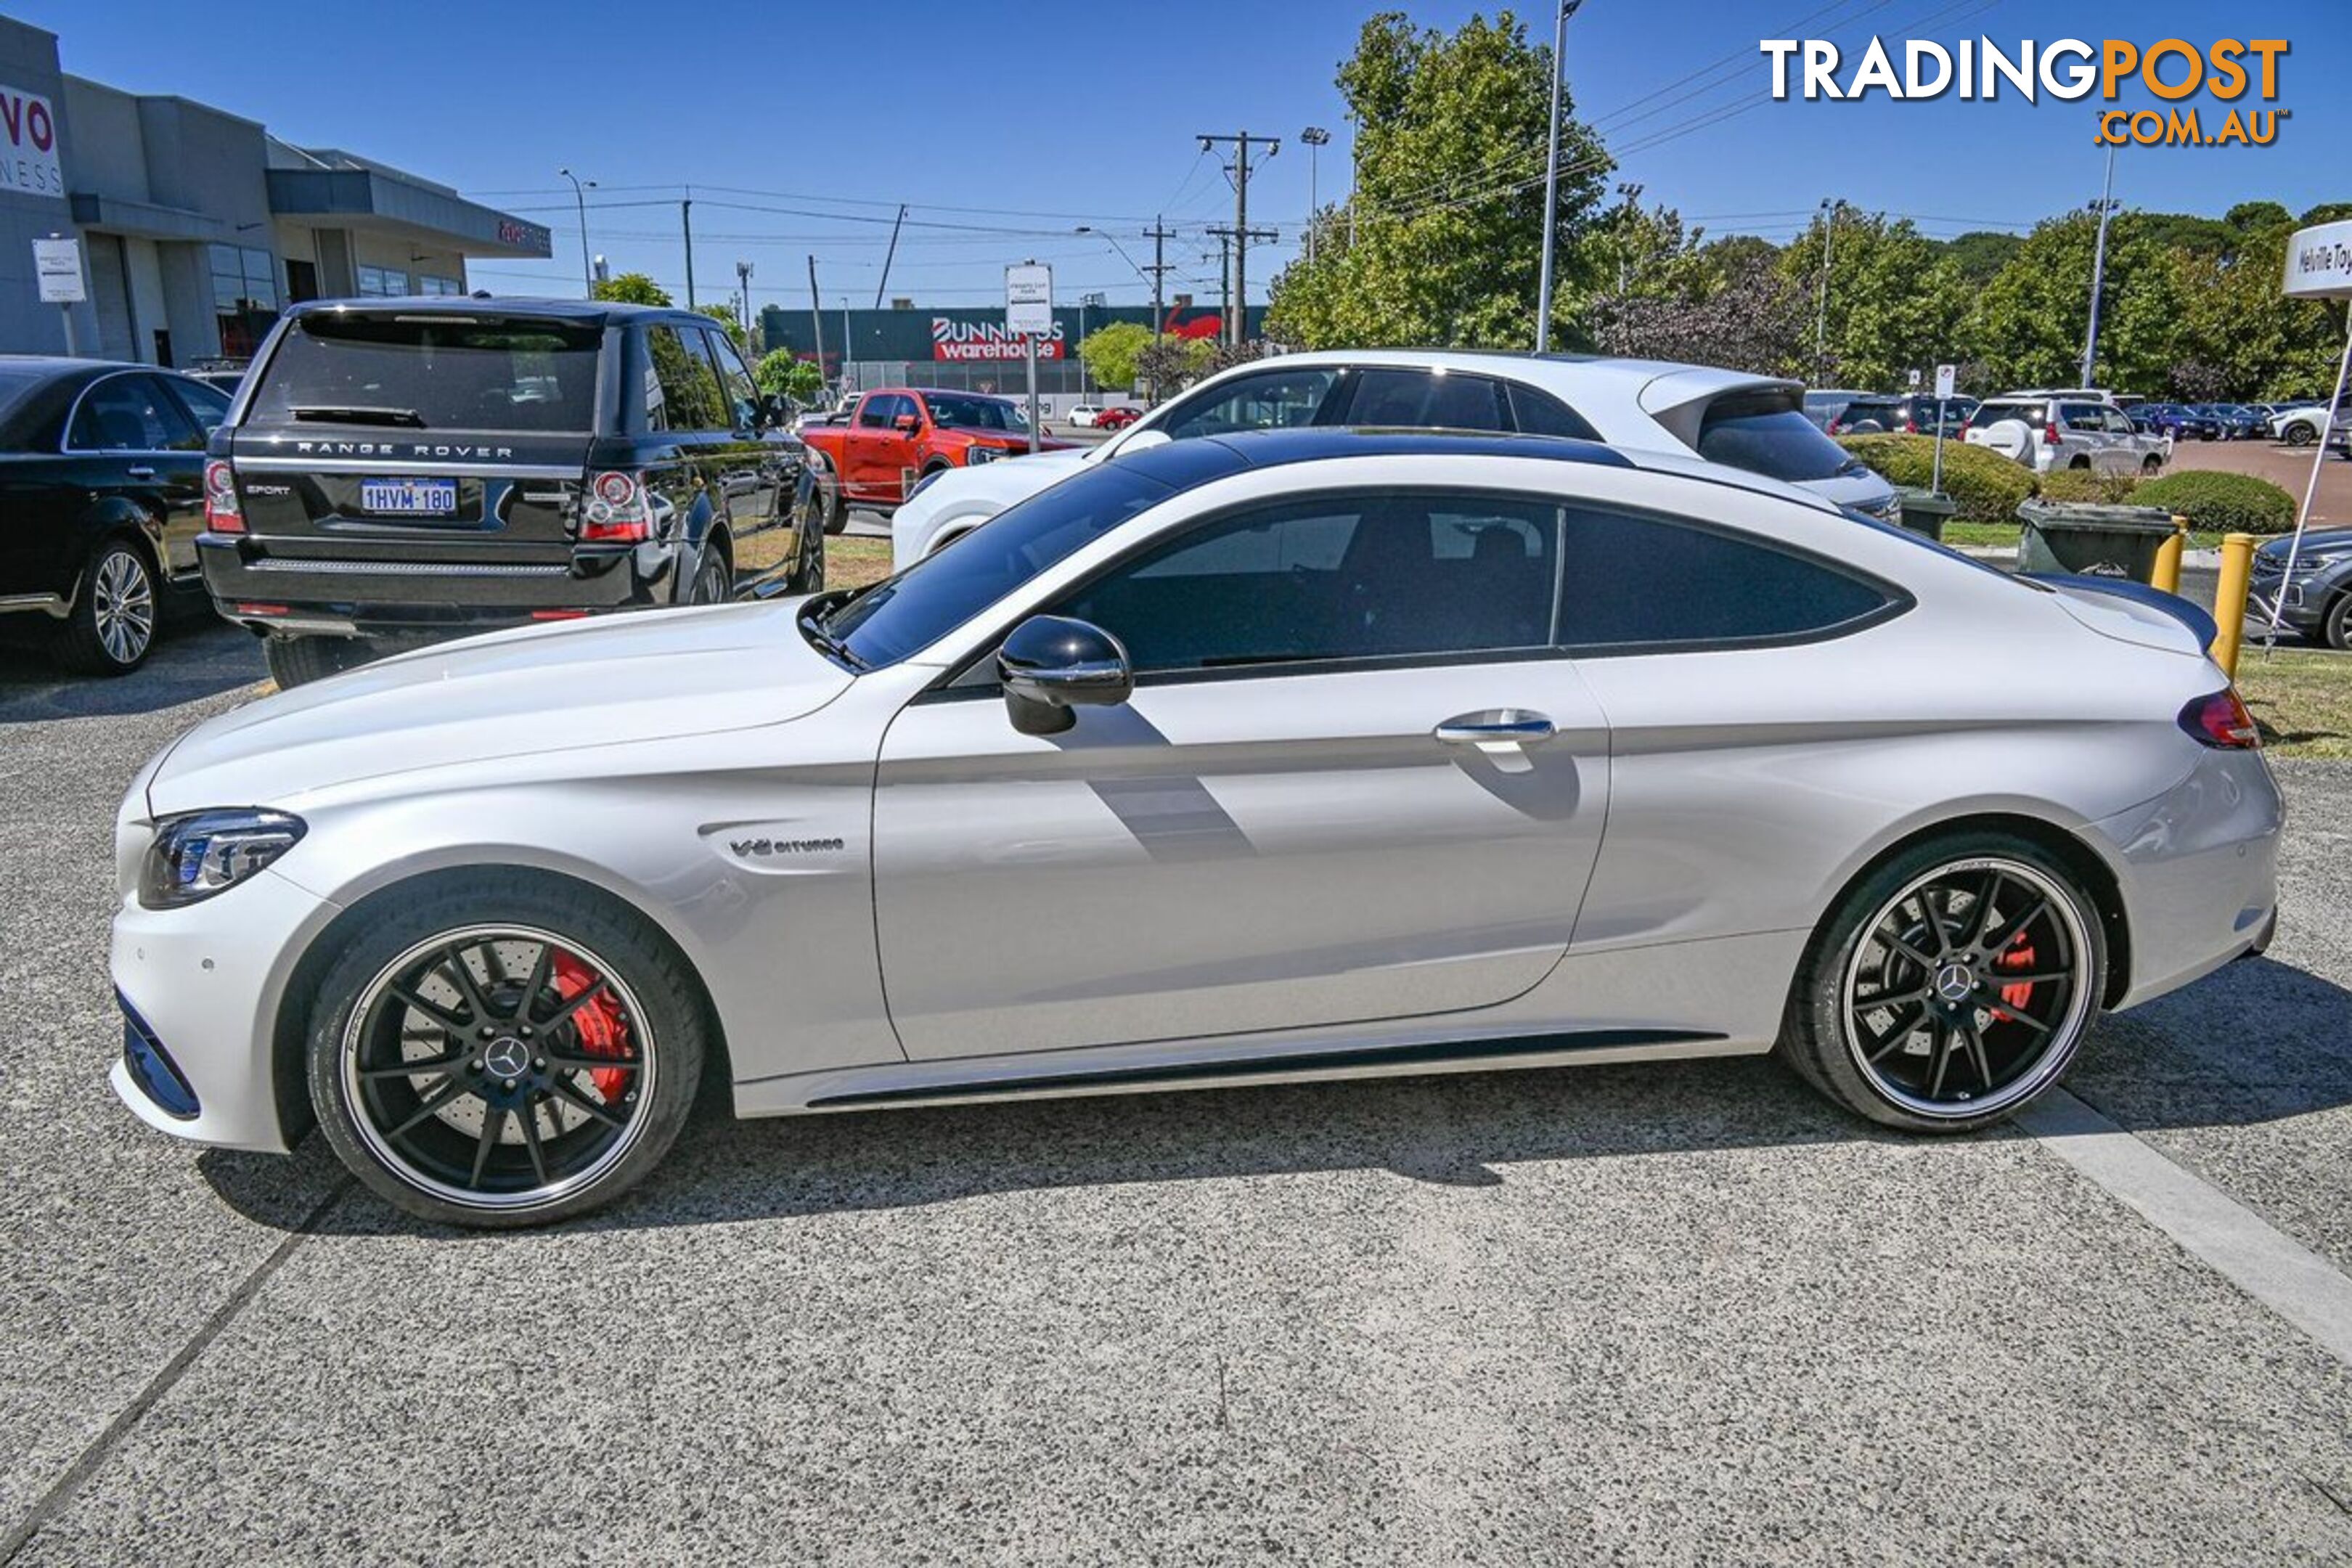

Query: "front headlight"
left=965, top=444, right=1000, bottom=465
left=139, top=809, right=306, bottom=909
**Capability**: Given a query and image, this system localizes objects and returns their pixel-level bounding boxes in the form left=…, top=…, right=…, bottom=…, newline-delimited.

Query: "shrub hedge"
left=2130, top=470, right=2299, bottom=535
left=2035, top=467, right=2140, bottom=505
left=1833, top=433, right=2035, bottom=523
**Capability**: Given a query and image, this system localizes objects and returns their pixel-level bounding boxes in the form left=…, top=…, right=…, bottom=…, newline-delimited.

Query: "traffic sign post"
left=1007, top=262, right=1053, bottom=451
left=33, top=234, right=84, bottom=356
left=2271, top=220, right=2352, bottom=633
left=1932, top=363, right=1957, bottom=498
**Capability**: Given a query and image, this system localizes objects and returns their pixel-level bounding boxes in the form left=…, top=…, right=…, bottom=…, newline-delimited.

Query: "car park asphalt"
left=6, top=621, right=2352, bottom=1561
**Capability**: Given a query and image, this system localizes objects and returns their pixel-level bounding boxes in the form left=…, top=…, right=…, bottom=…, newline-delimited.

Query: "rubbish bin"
left=2014, top=502, right=2179, bottom=581
left=1892, top=487, right=1957, bottom=542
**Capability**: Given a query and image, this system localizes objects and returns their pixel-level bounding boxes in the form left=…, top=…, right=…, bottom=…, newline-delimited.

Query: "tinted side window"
left=1507, top=385, right=1601, bottom=441
left=1159, top=368, right=1343, bottom=440
left=2058, top=402, right=2106, bottom=429
left=1342, top=369, right=1509, bottom=432
left=1556, top=507, right=1892, bottom=649
left=1052, top=491, right=1561, bottom=674
left=701, top=330, right=761, bottom=430
left=69, top=375, right=200, bottom=452
left=645, top=325, right=727, bottom=432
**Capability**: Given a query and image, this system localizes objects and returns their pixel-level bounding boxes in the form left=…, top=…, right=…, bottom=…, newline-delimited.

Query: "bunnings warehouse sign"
left=761, top=303, right=1266, bottom=365
left=935, top=317, right=1066, bottom=360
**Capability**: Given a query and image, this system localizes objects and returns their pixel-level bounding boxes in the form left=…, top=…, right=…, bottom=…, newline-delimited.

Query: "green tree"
left=1133, top=335, right=1217, bottom=396
left=1939, top=231, right=2024, bottom=288
left=1076, top=322, right=1154, bottom=390
left=591, top=272, right=671, bottom=307
left=1267, top=9, right=1610, bottom=350
left=1964, top=212, right=2184, bottom=392
left=1779, top=209, right=1964, bottom=389
left=698, top=303, right=749, bottom=351
left=2170, top=225, right=2350, bottom=399
left=754, top=349, right=825, bottom=401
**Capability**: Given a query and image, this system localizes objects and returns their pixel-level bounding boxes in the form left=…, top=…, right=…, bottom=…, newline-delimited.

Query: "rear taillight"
left=1903, top=417, right=1919, bottom=434
left=203, top=460, right=245, bottom=535
left=581, top=470, right=652, bottom=542
left=2044, top=422, right=2063, bottom=447
left=2179, top=689, right=2261, bottom=749
left=1826, top=419, right=1842, bottom=436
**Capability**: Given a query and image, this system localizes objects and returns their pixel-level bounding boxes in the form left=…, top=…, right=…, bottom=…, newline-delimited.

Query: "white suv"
left=891, top=351, right=1901, bottom=568
left=1963, top=394, right=2171, bottom=476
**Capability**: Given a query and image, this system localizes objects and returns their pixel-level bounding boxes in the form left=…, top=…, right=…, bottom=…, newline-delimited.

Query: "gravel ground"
left=4, top=623, right=2352, bottom=1564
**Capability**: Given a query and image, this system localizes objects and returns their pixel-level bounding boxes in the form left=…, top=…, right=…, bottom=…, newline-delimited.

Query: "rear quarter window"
left=1558, top=506, right=1898, bottom=648
left=1696, top=393, right=1857, bottom=483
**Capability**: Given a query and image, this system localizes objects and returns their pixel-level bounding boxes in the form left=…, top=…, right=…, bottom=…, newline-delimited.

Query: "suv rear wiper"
left=287, top=404, right=427, bottom=428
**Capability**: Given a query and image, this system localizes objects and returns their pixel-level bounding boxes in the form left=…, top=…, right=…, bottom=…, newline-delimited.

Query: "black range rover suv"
left=202, top=298, right=818, bottom=685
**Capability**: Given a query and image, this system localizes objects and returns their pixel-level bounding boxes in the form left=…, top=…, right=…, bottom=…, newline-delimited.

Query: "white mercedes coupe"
left=110, top=429, right=2281, bottom=1225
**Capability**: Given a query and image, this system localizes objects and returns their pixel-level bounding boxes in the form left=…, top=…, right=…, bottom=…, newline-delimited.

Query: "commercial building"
left=758, top=298, right=1269, bottom=408
left=0, top=12, right=550, bottom=365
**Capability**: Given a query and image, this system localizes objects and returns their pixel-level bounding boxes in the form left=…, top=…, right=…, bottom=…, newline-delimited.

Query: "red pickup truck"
left=799, top=387, right=1071, bottom=532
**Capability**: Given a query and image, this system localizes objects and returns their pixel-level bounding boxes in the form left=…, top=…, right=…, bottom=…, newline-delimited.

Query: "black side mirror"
left=997, top=616, right=1132, bottom=735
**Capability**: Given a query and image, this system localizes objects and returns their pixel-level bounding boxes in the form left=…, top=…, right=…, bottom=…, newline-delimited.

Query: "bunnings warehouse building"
left=757, top=300, right=1269, bottom=409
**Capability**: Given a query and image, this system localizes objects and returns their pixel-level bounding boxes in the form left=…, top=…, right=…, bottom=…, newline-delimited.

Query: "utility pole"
left=806, top=255, right=827, bottom=392
left=1300, top=127, right=1330, bottom=264
left=559, top=168, right=595, bottom=296
left=1207, top=225, right=1276, bottom=347
left=874, top=203, right=907, bottom=309
left=1814, top=197, right=1842, bottom=384
left=840, top=296, right=854, bottom=394
left=1199, top=131, right=1279, bottom=345
left=735, top=260, right=754, bottom=339
left=681, top=198, right=696, bottom=309
left=2081, top=142, right=2119, bottom=389
left=1144, top=216, right=1174, bottom=344
left=1535, top=0, right=1584, bottom=351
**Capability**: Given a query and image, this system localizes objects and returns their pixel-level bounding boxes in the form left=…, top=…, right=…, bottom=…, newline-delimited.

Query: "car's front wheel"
left=308, top=877, right=706, bottom=1226
left=1779, top=833, right=2104, bottom=1132
left=2284, top=421, right=2316, bottom=446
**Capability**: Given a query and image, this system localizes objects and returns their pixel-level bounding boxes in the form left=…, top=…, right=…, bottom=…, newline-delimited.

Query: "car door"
left=843, top=393, right=910, bottom=503
left=65, top=372, right=207, bottom=582
left=639, top=323, right=734, bottom=581
left=695, top=327, right=790, bottom=585
left=871, top=487, right=1613, bottom=1059
left=2103, top=407, right=2147, bottom=469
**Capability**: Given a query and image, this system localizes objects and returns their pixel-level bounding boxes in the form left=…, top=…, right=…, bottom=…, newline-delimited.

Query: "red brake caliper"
left=1993, top=937, right=2037, bottom=1020
left=551, top=951, right=632, bottom=1101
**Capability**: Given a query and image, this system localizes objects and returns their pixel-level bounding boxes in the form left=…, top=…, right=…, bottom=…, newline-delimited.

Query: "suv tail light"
left=581, top=470, right=653, bottom=542
left=2044, top=420, right=2063, bottom=447
left=2179, top=689, right=2261, bottom=749
left=203, top=460, right=245, bottom=535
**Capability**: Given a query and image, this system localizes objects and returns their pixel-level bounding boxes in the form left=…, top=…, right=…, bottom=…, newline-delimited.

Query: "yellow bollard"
left=2151, top=513, right=2188, bottom=595
left=2210, top=531, right=2255, bottom=680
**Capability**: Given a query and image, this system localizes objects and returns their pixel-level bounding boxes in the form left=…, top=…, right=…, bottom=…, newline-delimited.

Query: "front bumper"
left=110, top=866, right=342, bottom=1153
left=197, top=533, right=681, bottom=638
left=2096, top=746, right=2284, bottom=1010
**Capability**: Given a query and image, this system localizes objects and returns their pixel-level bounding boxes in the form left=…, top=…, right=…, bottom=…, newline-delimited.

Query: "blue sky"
left=23, top=0, right=2348, bottom=310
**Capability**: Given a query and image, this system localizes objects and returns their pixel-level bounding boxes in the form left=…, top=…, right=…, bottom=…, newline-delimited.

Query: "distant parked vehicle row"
left=0, top=357, right=237, bottom=673
left=1823, top=393, right=1978, bottom=438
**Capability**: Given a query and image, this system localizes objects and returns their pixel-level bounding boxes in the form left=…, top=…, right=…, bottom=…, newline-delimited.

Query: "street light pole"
left=1815, top=197, right=1841, bottom=383
left=736, top=260, right=754, bottom=341
left=1301, top=126, right=1330, bottom=264
left=559, top=168, right=595, bottom=296
left=838, top=296, right=854, bottom=394
left=1535, top=0, right=1583, bottom=353
left=2081, top=142, right=2119, bottom=389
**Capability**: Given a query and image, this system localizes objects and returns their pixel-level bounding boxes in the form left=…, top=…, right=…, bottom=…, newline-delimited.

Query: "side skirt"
left=760, top=1028, right=1748, bottom=1116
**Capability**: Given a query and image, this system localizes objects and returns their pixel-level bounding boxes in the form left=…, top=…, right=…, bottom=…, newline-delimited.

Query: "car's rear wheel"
left=807, top=462, right=848, bottom=535
left=52, top=537, right=156, bottom=676
left=264, top=634, right=372, bottom=689
left=2141, top=454, right=2163, bottom=474
left=788, top=506, right=825, bottom=594
left=308, top=878, right=706, bottom=1226
left=1780, top=834, right=2104, bottom=1132
left=2284, top=421, right=2316, bottom=446
left=685, top=542, right=730, bottom=605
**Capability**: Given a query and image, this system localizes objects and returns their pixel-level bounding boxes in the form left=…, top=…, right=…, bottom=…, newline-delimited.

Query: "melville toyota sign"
left=0, top=84, right=62, bottom=197
left=933, top=316, right=1066, bottom=361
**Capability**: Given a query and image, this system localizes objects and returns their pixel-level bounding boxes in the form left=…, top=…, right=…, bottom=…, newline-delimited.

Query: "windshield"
left=814, top=462, right=1172, bottom=667
left=928, top=395, right=1029, bottom=432
left=248, top=312, right=604, bottom=433
left=1698, top=392, right=1859, bottom=483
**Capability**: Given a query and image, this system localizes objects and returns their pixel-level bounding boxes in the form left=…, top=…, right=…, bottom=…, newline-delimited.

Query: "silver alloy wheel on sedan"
left=1839, top=857, right=2096, bottom=1118
left=340, top=924, right=658, bottom=1212
left=92, top=546, right=155, bottom=667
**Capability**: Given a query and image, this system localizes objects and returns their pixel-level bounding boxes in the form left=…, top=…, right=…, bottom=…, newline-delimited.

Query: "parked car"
left=2131, top=403, right=2217, bottom=441
left=798, top=387, right=1075, bottom=534
left=2251, top=528, right=2352, bottom=648
left=2271, top=404, right=2348, bottom=447
left=1094, top=405, right=1145, bottom=431
left=2189, top=403, right=2265, bottom=441
left=107, top=426, right=2278, bottom=1225
left=891, top=351, right=1902, bottom=569
left=0, top=357, right=235, bottom=674
left=1064, top=403, right=1103, bottom=428
left=197, top=297, right=814, bottom=688
left=1801, top=388, right=1877, bottom=430
left=1827, top=394, right=1975, bottom=437
left=1963, top=396, right=2171, bottom=475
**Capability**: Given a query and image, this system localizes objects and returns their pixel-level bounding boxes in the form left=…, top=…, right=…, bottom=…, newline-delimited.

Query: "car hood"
left=2260, top=528, right=2352, bottom=560
left=145, top=603, right=854, bottom=816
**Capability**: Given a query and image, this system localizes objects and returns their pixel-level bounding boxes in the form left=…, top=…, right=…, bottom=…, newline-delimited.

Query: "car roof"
left=1111, top=425, right=1848, bottom=520
left=1217, top=347, right=1798, bottom=405
left=282, top=295, right=702, bottom=327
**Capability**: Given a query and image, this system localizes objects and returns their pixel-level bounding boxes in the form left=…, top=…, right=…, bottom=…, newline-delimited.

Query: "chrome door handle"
left=124, top=465, right=156, bottom=479
left=1434, top=709, right=1557, bottom=746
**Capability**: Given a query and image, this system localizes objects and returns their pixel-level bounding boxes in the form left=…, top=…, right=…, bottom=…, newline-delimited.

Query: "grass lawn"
left=2237, top=647, right=2352, bottom=759
left=1941, top=521, right=2231, bottom=552
left=828, top=534, right=894, bottom=589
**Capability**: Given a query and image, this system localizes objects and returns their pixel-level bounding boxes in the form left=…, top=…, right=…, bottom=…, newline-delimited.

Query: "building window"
left=357, top=264, right=412, bottom=298
left=208, top=244, right=280, bottom=358
left=417, top=274, right=463, bottom=296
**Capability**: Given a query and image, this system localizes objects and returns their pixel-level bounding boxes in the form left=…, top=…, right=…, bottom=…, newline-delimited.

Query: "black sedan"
left=0, top=358, right=233, bottom=674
